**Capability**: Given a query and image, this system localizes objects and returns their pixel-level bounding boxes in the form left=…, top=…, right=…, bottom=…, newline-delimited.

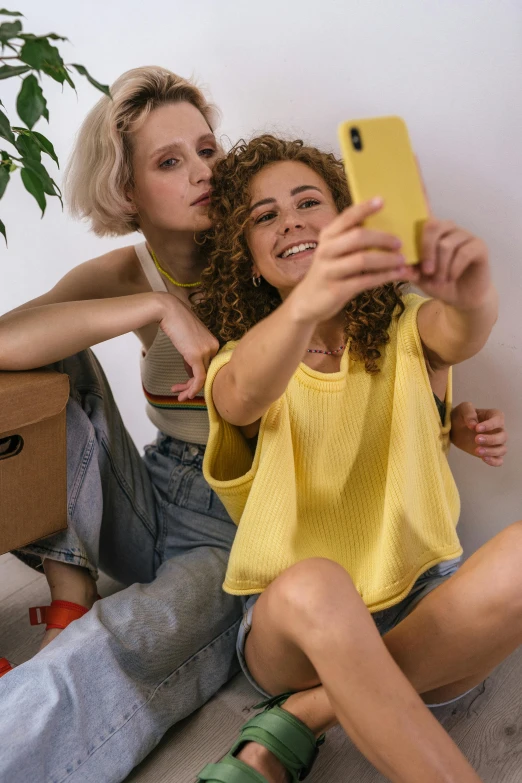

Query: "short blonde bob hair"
left=64, top=66, right=216, bottom=236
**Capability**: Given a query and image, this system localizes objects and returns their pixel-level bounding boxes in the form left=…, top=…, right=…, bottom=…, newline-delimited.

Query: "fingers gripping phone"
left=338, top=116, right=428, bottom=264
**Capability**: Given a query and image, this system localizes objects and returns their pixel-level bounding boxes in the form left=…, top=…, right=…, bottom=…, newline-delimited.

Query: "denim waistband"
left=155, top=431, right=207, bottom=465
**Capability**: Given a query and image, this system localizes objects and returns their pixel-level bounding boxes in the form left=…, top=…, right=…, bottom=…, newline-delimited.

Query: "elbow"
left=0, top=332, right=34, bottom=371
left=213, top=372, right=266, bottom=428
left=0, top=334, right=16, bottom=370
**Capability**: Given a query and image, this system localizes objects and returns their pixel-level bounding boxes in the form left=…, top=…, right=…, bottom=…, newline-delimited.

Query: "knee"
left=268, top=558, right=362, bottom=631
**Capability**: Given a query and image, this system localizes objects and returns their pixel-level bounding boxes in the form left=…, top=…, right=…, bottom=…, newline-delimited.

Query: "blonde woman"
left=0, top=67, right=243, bottom=783
left=0, top=72, right=507, bottom=783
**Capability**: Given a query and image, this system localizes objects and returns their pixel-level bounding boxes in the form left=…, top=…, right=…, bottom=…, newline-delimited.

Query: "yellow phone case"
left=338, top=116, right=428, bottom=264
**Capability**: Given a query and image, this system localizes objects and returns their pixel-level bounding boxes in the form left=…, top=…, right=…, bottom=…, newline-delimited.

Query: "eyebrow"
left=249, top=185, right=323, bottom=214
left=151, top=133, right=216, bottom=160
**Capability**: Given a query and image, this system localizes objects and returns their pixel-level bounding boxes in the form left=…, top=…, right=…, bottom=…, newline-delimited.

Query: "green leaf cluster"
left=0, top=8, right=110, bottom=243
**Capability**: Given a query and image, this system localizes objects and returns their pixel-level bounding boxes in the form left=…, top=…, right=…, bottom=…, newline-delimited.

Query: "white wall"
left=1, top=0, right=520, bottom=555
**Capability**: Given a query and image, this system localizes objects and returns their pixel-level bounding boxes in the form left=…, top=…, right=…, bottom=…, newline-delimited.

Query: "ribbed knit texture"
left=203, top=294, right=462, bottom=611
left=135, top=242, right=209, bottom=445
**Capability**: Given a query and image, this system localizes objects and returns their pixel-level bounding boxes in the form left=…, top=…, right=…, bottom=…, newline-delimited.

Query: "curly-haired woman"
left=195, top=135, right=519, bottom=783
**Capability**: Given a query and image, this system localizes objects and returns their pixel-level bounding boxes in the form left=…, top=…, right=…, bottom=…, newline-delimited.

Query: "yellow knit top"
left=203, top=294, right=462, bottom=612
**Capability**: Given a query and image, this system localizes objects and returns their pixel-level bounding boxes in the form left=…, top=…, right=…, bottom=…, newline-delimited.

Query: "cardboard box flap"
left=0, top=370, right=69, bottom=433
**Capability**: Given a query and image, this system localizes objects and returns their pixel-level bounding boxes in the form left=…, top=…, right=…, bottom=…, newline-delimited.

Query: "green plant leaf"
left=21, top=155, right=62, bottom=209
left=21, top=165, right=46, bottom=214
left=32, top=130, right=58, bottom=166
left=16, top=73, right=48, bottom=128
left=0, top=217, right=6, bottom=245
left=0, top=9, right=24, bottom=16
left=0, top=160, right=9, bottom=198
left=15, top=131, right=41, bottom=160
left=0, top=64, right=30, bottom=79
left=21, top=154, right=58, bottom=193
left=19, top=32, right=68, bottom=42
left=0, top=19, right=21, bottom=42
left=20, top=37, right=68, bottom=84
left=70, top=63, right=110, bottom=96
left=0, top=107, right=15, bottom=144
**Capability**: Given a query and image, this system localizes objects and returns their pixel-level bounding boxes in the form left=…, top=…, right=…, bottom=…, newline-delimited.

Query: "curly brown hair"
left=195, top=134, right=405, bottom=373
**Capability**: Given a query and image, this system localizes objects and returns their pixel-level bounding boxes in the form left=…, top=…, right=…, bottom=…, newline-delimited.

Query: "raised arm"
left=414, top=220, right=498, bottom=368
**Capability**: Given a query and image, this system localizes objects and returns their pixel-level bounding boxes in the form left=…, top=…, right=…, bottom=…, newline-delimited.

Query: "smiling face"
left=128, top=101, right=219, bottom=234
left=245, top=160, right=339, bottom=296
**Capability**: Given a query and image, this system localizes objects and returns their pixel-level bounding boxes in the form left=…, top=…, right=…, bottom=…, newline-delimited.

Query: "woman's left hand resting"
left=450, top=402, right=508, bottom=466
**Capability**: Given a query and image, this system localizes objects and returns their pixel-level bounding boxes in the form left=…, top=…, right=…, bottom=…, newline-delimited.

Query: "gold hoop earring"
left=252, top=275, right=262, bottom=288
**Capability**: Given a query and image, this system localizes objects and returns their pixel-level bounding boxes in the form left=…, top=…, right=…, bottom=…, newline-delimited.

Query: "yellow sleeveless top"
left=203, top=294, right=462, bottom=612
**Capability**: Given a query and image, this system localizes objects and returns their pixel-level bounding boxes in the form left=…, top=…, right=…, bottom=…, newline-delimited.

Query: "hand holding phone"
left=338, top=116, right=428, bottom=264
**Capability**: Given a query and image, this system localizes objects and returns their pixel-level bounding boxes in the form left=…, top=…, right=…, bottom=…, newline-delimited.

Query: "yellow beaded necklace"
left=149, top=247, right=201, bottom=289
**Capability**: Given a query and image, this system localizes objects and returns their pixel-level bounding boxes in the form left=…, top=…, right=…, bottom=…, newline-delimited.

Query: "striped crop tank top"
left=135, top=242, right=209, bottom=445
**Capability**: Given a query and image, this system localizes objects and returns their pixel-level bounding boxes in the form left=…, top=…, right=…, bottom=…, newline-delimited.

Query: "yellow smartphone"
left=338, top=116, right=428, bottom=264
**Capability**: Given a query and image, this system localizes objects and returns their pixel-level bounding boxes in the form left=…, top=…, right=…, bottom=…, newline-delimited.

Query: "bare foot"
left=39, top=560, right=98, bottom=651
left=236, top=742, right=289, bottom=783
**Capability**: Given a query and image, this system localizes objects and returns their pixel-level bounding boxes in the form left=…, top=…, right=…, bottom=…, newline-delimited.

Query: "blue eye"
left=160, top=158, right=178, bottom=169
left=299, top=198, right=320, bottom=208
left=199, top=148, right=216, bottom=158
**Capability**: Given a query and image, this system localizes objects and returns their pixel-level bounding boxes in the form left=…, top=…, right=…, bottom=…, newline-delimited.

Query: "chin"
left=192, top=215, right=213, bottom=233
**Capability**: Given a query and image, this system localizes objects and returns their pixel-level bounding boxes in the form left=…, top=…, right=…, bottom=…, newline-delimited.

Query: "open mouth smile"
left=278, top=241, right=317, bottom=259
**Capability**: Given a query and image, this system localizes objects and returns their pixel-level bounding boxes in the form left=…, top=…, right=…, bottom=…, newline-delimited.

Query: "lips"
left=191, top=191, right=211, bottom=207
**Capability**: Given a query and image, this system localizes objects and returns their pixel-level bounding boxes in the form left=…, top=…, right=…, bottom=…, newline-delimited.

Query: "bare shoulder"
left=78, top=244, right=150, bottom=298
left=7, top=244, right=150, bottom=315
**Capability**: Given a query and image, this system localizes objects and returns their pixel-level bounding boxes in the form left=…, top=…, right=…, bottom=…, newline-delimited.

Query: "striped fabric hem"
left=142, top=385, right=207, bottom=411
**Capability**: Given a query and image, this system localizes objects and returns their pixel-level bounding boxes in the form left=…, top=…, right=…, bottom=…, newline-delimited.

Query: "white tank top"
left=135, top=242, right=209, bottom=445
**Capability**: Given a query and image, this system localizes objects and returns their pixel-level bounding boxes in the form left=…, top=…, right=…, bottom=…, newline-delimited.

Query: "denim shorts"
left=237, top=558, right=467, bottom=706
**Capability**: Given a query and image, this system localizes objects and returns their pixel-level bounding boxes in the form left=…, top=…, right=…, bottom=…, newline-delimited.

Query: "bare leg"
left=238, top=522, right=522, bottom=780
left=39, top=559, right=98, bottom=649
left=239, top=558, right=482, bottom=783
left=383, top=520, right=522, bottom=703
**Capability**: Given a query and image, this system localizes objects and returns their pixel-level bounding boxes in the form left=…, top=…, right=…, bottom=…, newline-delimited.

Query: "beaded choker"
left=149, top=247, right=201, bottom=289
left=306, top=345, right=345, bottom=355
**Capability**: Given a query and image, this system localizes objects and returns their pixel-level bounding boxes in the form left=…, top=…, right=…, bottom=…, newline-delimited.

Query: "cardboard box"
left=0, top=370, right=69, bottom=555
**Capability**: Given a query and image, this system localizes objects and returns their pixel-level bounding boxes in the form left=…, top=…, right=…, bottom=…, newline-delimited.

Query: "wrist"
left=285, top=287, right=320, bottom=331
left=451, top=282, right=498, bottom=315
left=151, top=291, right=169, bottom=322
left=151, top=290, right=186, bottom=324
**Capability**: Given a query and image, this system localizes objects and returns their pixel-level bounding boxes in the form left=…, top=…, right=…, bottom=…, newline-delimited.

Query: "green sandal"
left=197, top=693, right=325, bottom=782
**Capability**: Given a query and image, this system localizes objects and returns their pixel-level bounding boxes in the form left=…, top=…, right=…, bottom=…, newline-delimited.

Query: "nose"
left=189, top=153, right=212, bottom=185
left=280, top=208, right=305, bottom=234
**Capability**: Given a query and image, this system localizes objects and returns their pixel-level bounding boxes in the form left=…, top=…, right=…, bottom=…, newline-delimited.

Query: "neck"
left=142, top=226, right=207, bottom=285
left=308, top=314, right=346, bottom=352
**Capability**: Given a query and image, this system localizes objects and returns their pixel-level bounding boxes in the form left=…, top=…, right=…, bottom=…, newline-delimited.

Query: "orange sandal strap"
left=29, top=600, right=90, bottom=630
left=0, top=657, right=13, bottom=677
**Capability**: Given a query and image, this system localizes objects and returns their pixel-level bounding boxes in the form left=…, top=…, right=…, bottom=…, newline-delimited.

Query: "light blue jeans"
left=0, top=350, right=243, bottom=783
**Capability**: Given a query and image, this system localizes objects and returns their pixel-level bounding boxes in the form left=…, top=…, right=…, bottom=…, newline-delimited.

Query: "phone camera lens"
left=350, top=127, right=363, bottom=151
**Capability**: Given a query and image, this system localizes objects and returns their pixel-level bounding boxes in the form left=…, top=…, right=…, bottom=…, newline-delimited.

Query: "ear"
left=124, top=186, right=137, bottom=212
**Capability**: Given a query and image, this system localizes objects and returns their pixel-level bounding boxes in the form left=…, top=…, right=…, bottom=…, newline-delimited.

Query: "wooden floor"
left=1, top=551, right=522, bottom=782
